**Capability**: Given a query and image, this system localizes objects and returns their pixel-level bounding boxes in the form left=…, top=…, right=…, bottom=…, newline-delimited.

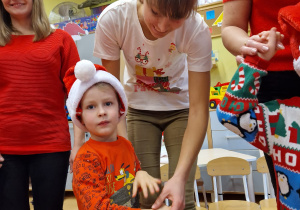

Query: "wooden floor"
left=29, top=192, right=78, bottom=210
left=29, top=192, right=265, bottom=210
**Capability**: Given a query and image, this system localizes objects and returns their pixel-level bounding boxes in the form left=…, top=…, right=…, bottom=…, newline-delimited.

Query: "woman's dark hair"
left=145, top=0, right=198, bottom=19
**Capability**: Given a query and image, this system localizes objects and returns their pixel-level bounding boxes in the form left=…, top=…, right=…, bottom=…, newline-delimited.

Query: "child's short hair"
left=63, top=60, right=128, bottom=132
left=81, top=82, right=122, bottom=110
left=143, top=0, right=198, bottom=19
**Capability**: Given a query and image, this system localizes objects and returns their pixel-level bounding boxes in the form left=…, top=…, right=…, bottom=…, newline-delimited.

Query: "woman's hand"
left=0, top=153, right=4, bottom=168
left=69, top=144, right=81, bottom=173
left=132, top=170, right=161, bottom=198
left=238, top=29, right=284, bottom=63
left=156, top=204, right=171, bottom=210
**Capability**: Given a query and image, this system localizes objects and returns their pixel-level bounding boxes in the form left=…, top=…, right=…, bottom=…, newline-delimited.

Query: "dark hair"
left=145, top=0, right=198, bottom=19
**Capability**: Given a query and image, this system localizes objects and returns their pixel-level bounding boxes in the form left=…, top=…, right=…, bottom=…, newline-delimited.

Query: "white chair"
left=256, top=156, right=277, bottom=210
left=207, top=157, right=260, bottom=210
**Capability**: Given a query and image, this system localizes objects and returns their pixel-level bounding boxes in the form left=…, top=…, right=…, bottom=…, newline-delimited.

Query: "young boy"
left=216, top=23, right=300, bottom=210
left=64, top=60, right=169, bottom=210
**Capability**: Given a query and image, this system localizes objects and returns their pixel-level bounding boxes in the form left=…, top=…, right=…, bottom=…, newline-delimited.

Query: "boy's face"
left=80, top=84, right=120, bottom=142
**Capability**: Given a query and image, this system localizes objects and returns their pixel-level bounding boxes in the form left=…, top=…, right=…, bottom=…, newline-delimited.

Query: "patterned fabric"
left=216, top=56, right=300, bottom=210
left=73, top=136, right=141, bottom=210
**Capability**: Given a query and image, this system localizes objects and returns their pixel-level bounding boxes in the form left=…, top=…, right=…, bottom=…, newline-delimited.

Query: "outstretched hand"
left=151, top=175, right=185, bottom=210
left=237, top=27, right=282, bottom=63
left=0, top=153, right=4, bottom=168
left=132, top=170, right=161, bottom=199
left=257, top=27, right=278, bottom=61
left=69, top=145, right=81, bottom=173
left=237, top=27, right=284, bottom=63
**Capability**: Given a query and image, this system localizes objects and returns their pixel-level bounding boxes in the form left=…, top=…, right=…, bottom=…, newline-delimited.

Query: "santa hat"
left=64, top=60, right=127, bottom=132
left=278, top=2, right=300, bottom=76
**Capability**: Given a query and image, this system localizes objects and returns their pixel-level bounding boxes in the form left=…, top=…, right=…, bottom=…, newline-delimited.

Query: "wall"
left=210, top=36, right=237, bottom=86
left=43, top=0, right=91, bottom=17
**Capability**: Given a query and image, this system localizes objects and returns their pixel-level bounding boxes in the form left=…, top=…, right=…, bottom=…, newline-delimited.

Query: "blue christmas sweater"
left=216, top=56, right=300, bottom=210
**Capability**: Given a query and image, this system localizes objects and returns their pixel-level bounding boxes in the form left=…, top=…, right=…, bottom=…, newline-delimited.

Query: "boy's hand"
left=132, top=170, right=161, bottom=198
left=257, top=27, right=278, bottom=61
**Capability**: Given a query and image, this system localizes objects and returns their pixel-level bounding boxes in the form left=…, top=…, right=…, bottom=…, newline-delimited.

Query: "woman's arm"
left=222, top=0, right=252, bottom=56
left=69, top=125, right=86, bottom=173
left=222, top=0, right=275, bottom=59
left=152, top=71, right=210, bottom=210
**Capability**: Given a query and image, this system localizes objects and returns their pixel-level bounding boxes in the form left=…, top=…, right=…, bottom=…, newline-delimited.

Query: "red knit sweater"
left=223, top=0, right=299, bottom=71
left=0, top=29, right=80, bottom=155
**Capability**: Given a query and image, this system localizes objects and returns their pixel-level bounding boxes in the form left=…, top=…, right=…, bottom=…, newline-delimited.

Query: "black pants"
left=0, top=151, right=70, bottom=210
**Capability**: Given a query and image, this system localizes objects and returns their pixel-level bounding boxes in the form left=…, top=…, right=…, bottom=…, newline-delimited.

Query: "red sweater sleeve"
left=58, top=29, right=80, bottom=82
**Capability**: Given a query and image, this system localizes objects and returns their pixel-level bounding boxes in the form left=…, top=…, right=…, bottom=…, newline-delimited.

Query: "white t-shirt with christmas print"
left=94, top=0, right=212, bottom=111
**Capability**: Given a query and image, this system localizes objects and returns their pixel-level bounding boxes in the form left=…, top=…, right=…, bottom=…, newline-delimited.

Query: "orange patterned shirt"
left=73, top=136, right=141, bottom=210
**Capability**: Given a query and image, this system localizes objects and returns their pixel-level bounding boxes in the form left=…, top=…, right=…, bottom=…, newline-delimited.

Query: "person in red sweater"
left=64, top=60, right=169, bottom=210
left=217, top=19, right=300, bottom=209
left=221, top=0, right=300, bottom=197
left=0, top=0, right=80, bottom=209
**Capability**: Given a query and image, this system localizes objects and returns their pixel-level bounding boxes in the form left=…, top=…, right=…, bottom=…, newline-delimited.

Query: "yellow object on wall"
left=210, top=36, right=237, bottom=86
left=197, top=2, right=238, bottom=86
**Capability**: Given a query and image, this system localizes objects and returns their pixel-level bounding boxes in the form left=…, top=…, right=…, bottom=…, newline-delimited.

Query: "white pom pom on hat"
left=74, top=60, right=96, bottom=82
left=63, top=60, right=128, bottom=132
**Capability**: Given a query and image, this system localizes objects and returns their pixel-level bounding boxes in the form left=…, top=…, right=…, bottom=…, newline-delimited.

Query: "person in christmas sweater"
left=221, top=0, right=300, bottom=196
left=217, top=23, right=300, bottom=210
left=64, top=60, right=170, bottom=210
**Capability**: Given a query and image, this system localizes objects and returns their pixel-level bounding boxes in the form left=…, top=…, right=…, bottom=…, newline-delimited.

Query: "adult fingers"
left=276, top=31, right=285, bottom=50
left=246, top=39, right=269, bottom=53
left=235, top=55, right=245, bottom=64
left=240, top=44, right=257, bottom=57
left=267, top=27, right=277, bottom=51
left=152, top=189, right=167, bottom=209
left=69, top=154, right=74, bottom=173
left=0, top=153, right=4, bottom=168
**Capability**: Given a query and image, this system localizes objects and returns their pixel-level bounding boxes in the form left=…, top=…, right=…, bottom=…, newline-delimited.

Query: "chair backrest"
left=256, top=156, right=275, bottom=199
left=207, top=157, right=251, bottom=202
left=207, top=157, right=250, bottom=176
left=195, top=165, right=201, bottom=180
left=160, top=164, right=169, bottom=182
left=161, top=163, right=202, bottom=181
left=256, top=156, right=269, bottom=173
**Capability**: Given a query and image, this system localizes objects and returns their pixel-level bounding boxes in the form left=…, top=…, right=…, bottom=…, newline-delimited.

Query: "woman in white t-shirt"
left=93, top=0, right=212, bottom=209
